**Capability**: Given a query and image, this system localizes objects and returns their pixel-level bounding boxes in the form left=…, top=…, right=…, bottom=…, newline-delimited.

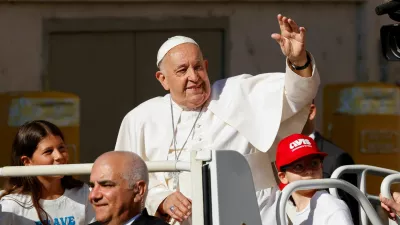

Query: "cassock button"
left=198, top=137, right=202, bottom=141
left=197, top=124, right=201, bottom=128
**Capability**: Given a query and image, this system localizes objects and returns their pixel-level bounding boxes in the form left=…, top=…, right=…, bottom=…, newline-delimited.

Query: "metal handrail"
left=380, top=173, right=400, bottom=225
left=0, top=161, right=191, bottom=177
left=381, top=173, right=400, bottom=200
left=330, top=165, right=398, bottom=198
left=329, top=165, right=398, bottom=225
left=277, top=179, right=383, bottom=225
left=0, top=159, right=199, bottom=223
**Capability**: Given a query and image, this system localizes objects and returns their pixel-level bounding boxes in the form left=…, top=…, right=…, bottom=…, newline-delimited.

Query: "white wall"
left=0, top=1, right=394, bottom=130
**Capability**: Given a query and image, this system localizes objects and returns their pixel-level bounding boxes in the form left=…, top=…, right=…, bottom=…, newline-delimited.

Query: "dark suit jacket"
left=89, top=208, right=169, bottom=225
left=314, top=131, right=359, bottom=225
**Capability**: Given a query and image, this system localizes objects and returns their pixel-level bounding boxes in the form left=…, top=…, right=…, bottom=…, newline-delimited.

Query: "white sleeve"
left=326, top=209, right=354, bottom=225
left=0, top=200, right=18, bottom=225
left=214, top=55, right=319, bottom=152
left=0, top=213, right=15, bottom=225
left=281, top=54, right=320, bottom=122
left=208, top=60, right=319, bottom=152
left=114, top=113, right=173, bottom=216
left=115, top=114, right=134, bottom=152
left=145, top=177, right=173, bottom=216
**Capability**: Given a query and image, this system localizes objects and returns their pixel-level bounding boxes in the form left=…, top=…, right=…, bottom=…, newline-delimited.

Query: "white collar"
left=308, top=131, right=316, bottom=140
left=169, top=94, right=209, bottom=112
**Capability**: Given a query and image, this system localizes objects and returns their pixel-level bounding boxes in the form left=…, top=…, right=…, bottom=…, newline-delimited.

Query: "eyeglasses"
left=281, top=157, right=323, bottom=174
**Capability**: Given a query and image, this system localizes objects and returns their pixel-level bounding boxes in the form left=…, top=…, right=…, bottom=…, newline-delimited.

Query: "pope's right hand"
left=159, top=191, right=192, bottom=222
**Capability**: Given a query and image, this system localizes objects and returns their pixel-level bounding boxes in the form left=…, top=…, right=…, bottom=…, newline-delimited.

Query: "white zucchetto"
left=156, top=36, right=198, bottom=67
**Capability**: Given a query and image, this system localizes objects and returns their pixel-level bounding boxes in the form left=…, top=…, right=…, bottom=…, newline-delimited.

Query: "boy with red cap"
left=275, top=134, right=354, bottom=225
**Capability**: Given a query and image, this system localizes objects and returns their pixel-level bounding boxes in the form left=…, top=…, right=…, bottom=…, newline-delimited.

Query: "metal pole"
left=0, top=161, right=191, bottom=177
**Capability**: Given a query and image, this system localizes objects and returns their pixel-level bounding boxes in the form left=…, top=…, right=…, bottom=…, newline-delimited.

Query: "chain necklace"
left=169, top=96, right=204, bottom=189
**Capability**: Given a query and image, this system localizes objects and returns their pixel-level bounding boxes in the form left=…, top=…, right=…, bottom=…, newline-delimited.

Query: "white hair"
left=123, top=155, right=149, bottom=189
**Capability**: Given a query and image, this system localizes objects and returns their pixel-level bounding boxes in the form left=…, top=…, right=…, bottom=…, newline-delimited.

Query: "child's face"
left=21, top=134, right=69, bottom=181
left=278, top=155, right=323, bottom=187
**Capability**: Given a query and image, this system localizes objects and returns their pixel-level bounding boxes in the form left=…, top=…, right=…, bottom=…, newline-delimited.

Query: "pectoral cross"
left=172, top=172, right=180, bottom=190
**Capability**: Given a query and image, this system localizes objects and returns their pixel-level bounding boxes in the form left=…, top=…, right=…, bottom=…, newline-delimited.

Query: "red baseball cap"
left=276, top=134, right=327, bottom=190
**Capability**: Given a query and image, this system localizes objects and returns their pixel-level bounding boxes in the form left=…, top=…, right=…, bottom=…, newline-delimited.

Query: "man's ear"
left=278, top=172, right=289, bottom=185
left=134, top=180, right=147, bottom=203
left=20, top=156, right=31, bottom=166
left=309, top=103, right=317, bottom=121
left=204, top=59, right=209, bottom=71
left=155, top=71, right=170, bottom=91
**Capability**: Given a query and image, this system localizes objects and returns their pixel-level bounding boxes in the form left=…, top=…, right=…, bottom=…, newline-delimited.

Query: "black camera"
left=377, top=0, right=400, bottom=60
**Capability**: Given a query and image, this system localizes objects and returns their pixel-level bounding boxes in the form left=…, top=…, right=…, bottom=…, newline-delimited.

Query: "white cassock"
left=115, top=57, right=320, bottom=225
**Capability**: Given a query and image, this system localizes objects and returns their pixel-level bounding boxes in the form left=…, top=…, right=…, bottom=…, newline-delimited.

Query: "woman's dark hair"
left=0, top=120, right=83, bottom=225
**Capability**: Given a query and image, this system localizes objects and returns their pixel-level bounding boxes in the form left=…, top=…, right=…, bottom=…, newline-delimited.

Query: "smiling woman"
left=0, top=120, right=96, bottom=225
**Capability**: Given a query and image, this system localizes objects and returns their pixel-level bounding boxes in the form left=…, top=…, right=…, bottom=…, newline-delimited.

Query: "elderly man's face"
left=89, top=160, right=143, bottom=224
left=156, top=43, right=211, bottom=109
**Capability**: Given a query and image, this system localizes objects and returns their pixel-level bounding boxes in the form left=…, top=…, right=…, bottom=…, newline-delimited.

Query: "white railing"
left=277, top=179, right=383, bottom=225
left=330, top=165, right=399, bottom=225
left=0, top=161, right=191, bottom=176
left=0, top=153, right=203, bottom=225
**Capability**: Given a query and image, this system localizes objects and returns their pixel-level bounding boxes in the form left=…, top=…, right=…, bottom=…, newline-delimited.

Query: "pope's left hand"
left=271, top=14, right=307, bottom=66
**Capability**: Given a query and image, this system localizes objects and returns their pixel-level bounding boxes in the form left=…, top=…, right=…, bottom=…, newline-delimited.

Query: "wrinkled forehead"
left=163, top=43, right=204, bottom=67
left=90, top=160, right=123, bottom=182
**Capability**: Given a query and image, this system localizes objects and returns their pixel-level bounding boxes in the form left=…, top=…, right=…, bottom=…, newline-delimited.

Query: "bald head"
left=89, top=151, right=149, bottom=224
left=93, top=151, right=149, bottom=188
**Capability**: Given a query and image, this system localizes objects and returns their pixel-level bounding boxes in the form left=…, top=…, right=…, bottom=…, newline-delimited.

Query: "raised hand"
left=271, top=14, right=308, bottom=66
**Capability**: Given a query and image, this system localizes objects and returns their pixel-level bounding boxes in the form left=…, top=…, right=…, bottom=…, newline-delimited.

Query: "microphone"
left=376, top=1, right=400, bottom=15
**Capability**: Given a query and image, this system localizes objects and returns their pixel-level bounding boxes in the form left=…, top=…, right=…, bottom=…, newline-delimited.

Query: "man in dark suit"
left=302, top=101, right=360, bottom=225
left=88, top=151, right=169, bottom=225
